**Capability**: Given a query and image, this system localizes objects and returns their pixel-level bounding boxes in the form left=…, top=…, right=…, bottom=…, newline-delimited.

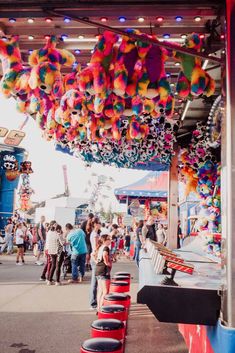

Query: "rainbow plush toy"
left=174, top=33, right=215, bottom=98
left=28, top=36, right=75, bottom=99
left=78, top=31, right=118, bottom=113
left=0, top=36, right=30, bottom=108
left=56, top=89, right=86, bottom=128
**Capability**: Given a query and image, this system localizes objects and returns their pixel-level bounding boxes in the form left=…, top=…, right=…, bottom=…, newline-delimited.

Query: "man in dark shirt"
left=177, top=220, right=183, bottom=249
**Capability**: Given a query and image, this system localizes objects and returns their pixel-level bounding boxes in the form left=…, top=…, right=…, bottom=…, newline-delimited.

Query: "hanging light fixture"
left=100, top=17, right=108, bottom=22
left=138, top=17, right=145, bottom=22
left=64, top=17, right=71, bottom=23
left=194, top=16, right=202, bottom=22
left=175, top=16, right=183, bottom=22
left=27, top=18, right=34, bottom=23
left=9, top=18, right=16, bottom=23
left=45, top=18, right=52, bottom=23
left=75, top=49, right=81, bottom=54
left=163, top=33, right=170, bottom=39
left=28, top=35, right=34, bottom=40
left=156, top=16, right=164, bottom=22
left=119, top=16, right=126, bottom=23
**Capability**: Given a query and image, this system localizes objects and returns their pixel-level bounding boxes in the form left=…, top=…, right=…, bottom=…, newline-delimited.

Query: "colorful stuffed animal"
left=56, top=89, right=86, bottom=128
left=78, top=31, right=118, bottom=113
left=0, top=36, right=30, bottom=109
left=174, top=33, right=215, bottom=98
left=28, top=36, right=75, bottom=99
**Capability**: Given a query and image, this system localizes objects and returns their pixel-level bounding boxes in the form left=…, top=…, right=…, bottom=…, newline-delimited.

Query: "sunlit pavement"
left=0, top=253, right=187, bottom=353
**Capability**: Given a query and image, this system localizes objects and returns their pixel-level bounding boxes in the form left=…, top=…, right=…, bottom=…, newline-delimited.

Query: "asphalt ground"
left=0, top=253, right=188, bottom=353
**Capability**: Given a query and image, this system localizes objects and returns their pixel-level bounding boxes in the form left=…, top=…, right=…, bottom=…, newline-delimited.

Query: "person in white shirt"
left=44, top=220, right=59, bottom=285
left=0, top=218, right=13, bottom=254
left=156, top=223, right=167, bottom=245
left=15, top=223, right=25, bottom=265
left=89, top=218, right=101, bottom=309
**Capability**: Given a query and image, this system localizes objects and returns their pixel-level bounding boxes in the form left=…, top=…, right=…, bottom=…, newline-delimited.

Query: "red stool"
left=114, top=272, right=131, bottom=279
left=103, top=293, right=131, bottom=309
left=81, top=338, right=122, bottom=353
left=98, top=305, right=128, bottom=322
left=110, top=281, right=130, bottom=293
left=91, top=319, right=125, bottom=341
left=113, top=275, right=130, bottom=285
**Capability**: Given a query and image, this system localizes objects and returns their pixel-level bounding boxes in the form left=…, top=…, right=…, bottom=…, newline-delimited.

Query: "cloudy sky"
left=0, top=96, right=148, bottom=211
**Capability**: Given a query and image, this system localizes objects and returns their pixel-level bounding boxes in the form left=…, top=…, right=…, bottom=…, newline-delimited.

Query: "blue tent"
left=115, top=171, right=168, bottom=204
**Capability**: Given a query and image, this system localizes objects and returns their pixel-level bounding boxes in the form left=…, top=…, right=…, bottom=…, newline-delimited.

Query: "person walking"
left=15, top=223, right=25, bottom=265
left=66, top=223, right=87, bottom=283
left=81, top=213, right=95, bottom=271
left=44, top=221, right=58, bottom=285
left=35, top=216, right=46, bottom=265
left=134, top=220, right=144, bottom=266
left=156, top=223, right=167, bottom=245
left=145, top=216, right=157, bottom=241
left=0, top=218, right=14, bottom=255
left=89, top=218, right=101, bottom=309
left=55, top=224, right=66, bottom=285
left=95, top=234, right=112, bottom=311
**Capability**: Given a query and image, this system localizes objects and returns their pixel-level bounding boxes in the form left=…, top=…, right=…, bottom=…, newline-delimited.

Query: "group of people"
left=0, top=211, right=171, bottom=311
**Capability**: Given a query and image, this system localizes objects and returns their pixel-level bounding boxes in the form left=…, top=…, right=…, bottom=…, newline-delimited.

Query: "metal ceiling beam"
left=44, top=9, right=223, bottom=65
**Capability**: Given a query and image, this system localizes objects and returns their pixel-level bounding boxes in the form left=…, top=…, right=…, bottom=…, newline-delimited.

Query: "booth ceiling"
left=0, top=0, right=223, bottom=170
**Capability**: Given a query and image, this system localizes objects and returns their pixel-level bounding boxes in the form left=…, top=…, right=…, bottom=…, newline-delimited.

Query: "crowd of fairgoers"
left=0, top=213, right=170, bottom=311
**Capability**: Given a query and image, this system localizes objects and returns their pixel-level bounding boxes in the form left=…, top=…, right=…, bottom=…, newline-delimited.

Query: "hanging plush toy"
left=78, top=31, right=119, bottom=113
left=28, top=36, right=75, bottom=99
left=2, top=154, right=19, bottom=181
left=20, top=161, right=33, bottom=174
left=56, top=89, right=87, bottom=128
left=174, top=33, right=215, bottom=98
left=0, top=36, right=30, bottom=110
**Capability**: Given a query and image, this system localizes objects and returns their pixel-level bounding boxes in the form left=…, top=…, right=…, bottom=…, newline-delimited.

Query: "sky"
left=0, top=96, right=148, bottom=211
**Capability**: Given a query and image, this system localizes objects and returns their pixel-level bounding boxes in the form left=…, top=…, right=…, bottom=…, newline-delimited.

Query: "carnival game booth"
left=114, top=171, right=168, bottom=220
left=0, top=144, right=25, bottom=231
left=0, top=0, right=233, bottom=352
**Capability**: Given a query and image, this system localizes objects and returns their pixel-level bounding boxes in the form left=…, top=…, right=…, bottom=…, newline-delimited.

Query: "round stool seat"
left=105, top=293, right=130, bottom=301
left=111, top=281, right=128, bottom=287
left=101, top=305, right=125, bottom=314
left=81, top=338, right=122, bottom=353
left=91, top=319, right=125, bottom=340
left=110, top=281, right=130, bottom=293
left=103, top=293, right=131, bottom=309
left=114, top=272, right=131, bottom=278
left=92, top=319, right=124, bottom=331
left=113, top=275, right=130, bottom=282
left=98, top=305, right=128, bottom=322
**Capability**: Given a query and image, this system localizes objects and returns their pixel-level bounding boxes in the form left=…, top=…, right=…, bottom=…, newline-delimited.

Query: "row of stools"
left=80, top=272, right=131, bottom=353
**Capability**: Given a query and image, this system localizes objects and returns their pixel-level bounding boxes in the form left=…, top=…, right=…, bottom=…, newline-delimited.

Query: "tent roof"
left=114, top=171, right=168, bottom=201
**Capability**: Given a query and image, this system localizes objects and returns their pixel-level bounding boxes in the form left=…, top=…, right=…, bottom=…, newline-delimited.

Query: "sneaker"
left=40, top=277, right=46, bottom=281
left=55, top=282, right=61, bottom=286
left=79, top=276, right=83, bottom=283
left=89, top=306, right=97, bottom=311
left=47, top=281, right=53, bottom=286
left=35, top=261, right=44, bottom=266
left=68, top=279, right=78, bottom=284
left=16, top=262, right=22, bottom=266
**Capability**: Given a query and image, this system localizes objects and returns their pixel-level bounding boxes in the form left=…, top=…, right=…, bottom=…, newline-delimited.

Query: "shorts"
left=125, top=246, right=130, bottom=252
left=38, top=240, right=44, bottom=252
left=17, top=244, right=24, bottom=248
left=96, top=275, right=111, bottom=280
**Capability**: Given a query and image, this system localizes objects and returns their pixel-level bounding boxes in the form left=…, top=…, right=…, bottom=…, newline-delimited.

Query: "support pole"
left=221, top=0, right=235, bottom=328
left=46, top=9, right=222, bottom=65
left=167, top=151, right=178, bottom=249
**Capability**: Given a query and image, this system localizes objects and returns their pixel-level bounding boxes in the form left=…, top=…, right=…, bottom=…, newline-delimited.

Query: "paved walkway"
left=0, top=253, right=188, bottom=353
